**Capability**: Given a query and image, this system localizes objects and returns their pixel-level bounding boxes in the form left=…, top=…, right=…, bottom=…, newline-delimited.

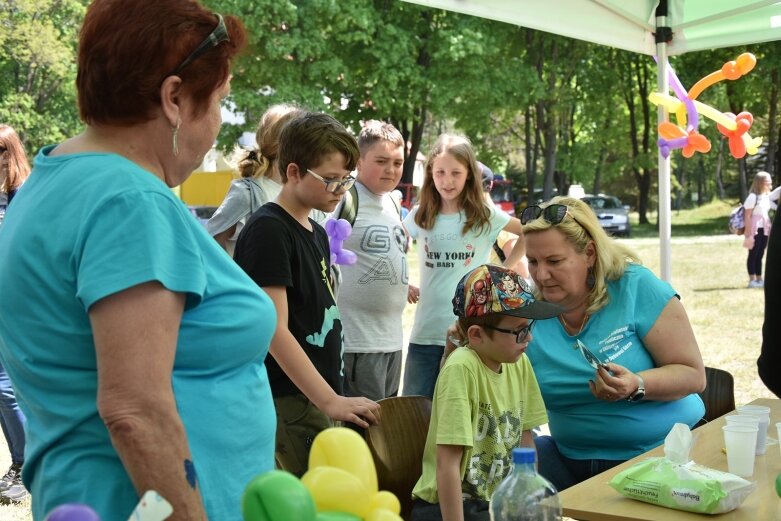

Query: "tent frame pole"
left=656, top=1, right=672, bottom=282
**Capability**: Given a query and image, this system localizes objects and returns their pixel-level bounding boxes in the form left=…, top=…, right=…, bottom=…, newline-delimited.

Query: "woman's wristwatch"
left=626, top=375, right=646, bottom=402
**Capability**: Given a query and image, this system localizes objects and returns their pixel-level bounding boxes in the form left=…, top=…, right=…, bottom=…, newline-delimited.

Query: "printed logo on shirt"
left=597, top=324, right=633, bottom=362
left=354, top=224, right=409, bottom=285
left=463, top=402, right=524, bottom=499
left=423, top=237, right=475, bottom=269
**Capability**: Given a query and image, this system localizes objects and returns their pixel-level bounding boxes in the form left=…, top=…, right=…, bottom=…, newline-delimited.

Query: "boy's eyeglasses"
left=307, top=168, right=356, bottom=193
left=484, top=320, right=535, bottom=344
left=170, top=14, right=229, bottom=77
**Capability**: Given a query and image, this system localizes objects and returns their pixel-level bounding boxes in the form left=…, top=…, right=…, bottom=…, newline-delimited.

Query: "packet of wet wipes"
left=608, top=423, right=755, bottom=514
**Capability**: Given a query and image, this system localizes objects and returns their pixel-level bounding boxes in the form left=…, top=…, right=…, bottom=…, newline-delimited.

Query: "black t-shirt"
left=235, top=203, right=343, bottom=397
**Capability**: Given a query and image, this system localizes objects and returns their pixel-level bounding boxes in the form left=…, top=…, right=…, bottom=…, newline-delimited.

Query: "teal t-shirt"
left=403, top=206, right=510, bottom=346
left=0, top=147, right=276, bottom=521
left=527, top=264, right=705, bottom=461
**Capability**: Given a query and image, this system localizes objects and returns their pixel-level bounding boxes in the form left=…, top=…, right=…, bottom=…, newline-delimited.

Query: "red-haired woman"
left=0, top=2, right=275, bottom=520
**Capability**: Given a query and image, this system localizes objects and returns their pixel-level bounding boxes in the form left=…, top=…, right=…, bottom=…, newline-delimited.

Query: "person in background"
left=0, top=2, right=279, bottom=519
left=411, top=264, right=562, bottom=521
left=337, top=121, right=409, bottom=401
left=206, top=104, right=304, bottom=256
left=402, top=134, right=528, bottom=399
left=743, top=171, right=773, bottom=288
left=520, top=196, right=706, bottom=491
left=480, top=162, right=529, bottom=280
left=234, top=112, right=380, bottom=477
left=0, top=124, right=30, bottom=504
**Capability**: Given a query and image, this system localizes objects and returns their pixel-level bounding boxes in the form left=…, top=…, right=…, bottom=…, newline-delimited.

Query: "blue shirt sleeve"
left=75, top=190, right=206, bottom=311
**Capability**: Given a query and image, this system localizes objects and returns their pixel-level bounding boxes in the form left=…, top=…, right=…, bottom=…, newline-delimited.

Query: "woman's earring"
left=586, top=266, right=596, bottom=289
left=172, top=120, right=181, bottom=157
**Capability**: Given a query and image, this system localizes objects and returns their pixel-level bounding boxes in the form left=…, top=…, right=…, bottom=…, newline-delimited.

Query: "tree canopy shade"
left=400, top=0, right=781, bottom=281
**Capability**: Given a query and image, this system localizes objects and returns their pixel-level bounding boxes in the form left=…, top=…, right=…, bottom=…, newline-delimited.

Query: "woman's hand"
left=588, top=363, right=640, bottom=401
left=407, top=284, right=420, bottom=304
left=320, top=395, right=380, bottom=429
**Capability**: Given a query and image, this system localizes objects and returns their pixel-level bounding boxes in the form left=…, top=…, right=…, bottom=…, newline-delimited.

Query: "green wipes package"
left=608, top=457, right=755, bottom=514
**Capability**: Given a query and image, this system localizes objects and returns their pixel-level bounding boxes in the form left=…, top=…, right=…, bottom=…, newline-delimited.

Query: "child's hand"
left=407, top=284, right=420, bottom=304
left=322, top=395, right=380, bottom=428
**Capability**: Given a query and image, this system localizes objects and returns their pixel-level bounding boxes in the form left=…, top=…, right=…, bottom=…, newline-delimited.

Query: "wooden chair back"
left=365, top=395, right=432, bottom=521
left=697, top=366, right=736, bottom=424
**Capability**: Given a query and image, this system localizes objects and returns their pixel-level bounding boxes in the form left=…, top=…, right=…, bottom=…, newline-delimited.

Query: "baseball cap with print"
left=452, top=264, right=563, bottom=319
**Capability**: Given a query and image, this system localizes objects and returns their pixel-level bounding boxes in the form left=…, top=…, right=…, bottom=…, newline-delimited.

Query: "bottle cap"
left=512, top=447, right=536, bottom=464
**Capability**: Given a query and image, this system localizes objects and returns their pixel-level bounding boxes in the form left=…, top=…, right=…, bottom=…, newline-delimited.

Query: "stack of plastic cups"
left=736, top=405, right=771, bottom=455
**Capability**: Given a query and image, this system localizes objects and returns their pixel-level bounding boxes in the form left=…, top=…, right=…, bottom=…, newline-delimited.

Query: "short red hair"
left=77, top=0, right=247, bottom=125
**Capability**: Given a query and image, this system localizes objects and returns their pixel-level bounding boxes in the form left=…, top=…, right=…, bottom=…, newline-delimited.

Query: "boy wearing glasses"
left=411, top=264, right=562, bottom=521
left=234, top=112, right=380, bottom=477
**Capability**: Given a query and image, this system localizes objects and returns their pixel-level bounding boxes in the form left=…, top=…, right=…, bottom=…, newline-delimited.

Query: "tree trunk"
left=767, top=68, right=779, bottom=179
left=715, top=138, right=726, bottom=199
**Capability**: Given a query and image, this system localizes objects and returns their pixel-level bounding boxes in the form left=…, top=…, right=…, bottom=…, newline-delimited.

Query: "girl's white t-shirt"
left=403, top=205, right=510, bottom=346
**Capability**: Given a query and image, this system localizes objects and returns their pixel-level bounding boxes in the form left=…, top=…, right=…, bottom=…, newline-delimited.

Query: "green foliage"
left=0, top=0, right=87, bottom=154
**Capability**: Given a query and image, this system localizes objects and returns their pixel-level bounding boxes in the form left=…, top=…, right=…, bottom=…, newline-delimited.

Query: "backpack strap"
left=492, top=241, right=506, bottom=263
left=336, top=184, right=359, bottom=226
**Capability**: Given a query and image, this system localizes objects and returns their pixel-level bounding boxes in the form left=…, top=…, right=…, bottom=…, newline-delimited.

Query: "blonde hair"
left=522, top=196, right=641, bottom=314
left=232, top=104, right=304, bottom=179
left=0, top=125, right=30, bottom=194
left=414, top=134, right=489, bottom=234
left=750, top=171, right=772, bottom=195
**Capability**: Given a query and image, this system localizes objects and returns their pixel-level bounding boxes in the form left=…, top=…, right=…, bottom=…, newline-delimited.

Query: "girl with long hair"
left=0, top=124, right=31, bottom=225
left=402, top=134, right=527, bottom=398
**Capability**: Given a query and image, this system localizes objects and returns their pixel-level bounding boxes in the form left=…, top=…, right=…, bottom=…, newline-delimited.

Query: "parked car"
left=188, top=205, right=218, bottom=227
left=581, top=194, right=631, bottom=237
left=490, top=174, right=516, bottom=216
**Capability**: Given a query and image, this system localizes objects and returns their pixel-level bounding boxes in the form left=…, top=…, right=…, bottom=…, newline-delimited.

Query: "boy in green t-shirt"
left=410, top=264, right=562, bottom=521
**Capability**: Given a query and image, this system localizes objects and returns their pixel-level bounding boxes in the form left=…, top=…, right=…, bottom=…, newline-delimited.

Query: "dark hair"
left=0, top=125, right=30, bottom=194
left=455, top=314, right=504, bottom=343
left=77, top=0, right=247, bottom=125
left=358, top=120, right=404, bottom=155
left=278, top=112, right=359, bottom=182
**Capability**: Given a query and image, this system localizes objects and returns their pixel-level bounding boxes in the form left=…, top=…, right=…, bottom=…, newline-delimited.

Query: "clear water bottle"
left=489, top=447, right=562, bottom=521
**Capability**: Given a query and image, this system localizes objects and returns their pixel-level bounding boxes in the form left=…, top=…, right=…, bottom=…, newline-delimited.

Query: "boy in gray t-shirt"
left=336, top=121, right=413, bottom=401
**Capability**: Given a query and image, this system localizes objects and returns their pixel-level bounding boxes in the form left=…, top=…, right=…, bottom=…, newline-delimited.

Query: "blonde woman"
left=743, top=171, right=773, bottom=288
left=207, top=104, right=304, bottom=255
left=521, top=196, right=706, bottom=491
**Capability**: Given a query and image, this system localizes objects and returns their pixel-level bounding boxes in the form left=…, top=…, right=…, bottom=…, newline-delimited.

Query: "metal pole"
left=656, top=0, right=672, bottom=282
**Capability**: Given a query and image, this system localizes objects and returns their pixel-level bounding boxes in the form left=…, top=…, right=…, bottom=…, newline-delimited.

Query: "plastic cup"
left=723, top=424, right=759, bottom=477
left=737, top=405, right=771, bottom=455
left=777, top=422, right=781, bottom=458
left=725, top=414, right=760, bottom=427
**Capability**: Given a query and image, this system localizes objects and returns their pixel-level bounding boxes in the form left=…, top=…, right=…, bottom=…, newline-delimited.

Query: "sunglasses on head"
left=169, top=13, right=229, bottom=77
left=520, top=204, right=571, bottom=225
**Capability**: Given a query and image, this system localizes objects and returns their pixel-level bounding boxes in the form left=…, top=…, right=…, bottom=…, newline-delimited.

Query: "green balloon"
left=776, top=473, right=781, bottom=498
left=242, top=470, right=317, bottom=521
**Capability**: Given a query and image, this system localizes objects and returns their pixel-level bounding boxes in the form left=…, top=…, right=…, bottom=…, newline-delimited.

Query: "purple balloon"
left=666, top=63, right=699, bottom=131
left=46, top=504, right=101, bottom=521
left=324, top=218, right=358, bottom=266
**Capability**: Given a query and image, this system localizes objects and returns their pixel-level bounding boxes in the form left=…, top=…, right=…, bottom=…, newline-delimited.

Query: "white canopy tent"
left=400, top=0, right=781, bottom=281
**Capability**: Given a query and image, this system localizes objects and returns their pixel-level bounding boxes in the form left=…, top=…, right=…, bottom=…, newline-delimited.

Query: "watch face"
left=629, top=389, right=645, bottom=402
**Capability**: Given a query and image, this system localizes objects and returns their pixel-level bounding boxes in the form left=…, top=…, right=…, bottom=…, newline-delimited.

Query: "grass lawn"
left=0, top=201, right=773, bottom=520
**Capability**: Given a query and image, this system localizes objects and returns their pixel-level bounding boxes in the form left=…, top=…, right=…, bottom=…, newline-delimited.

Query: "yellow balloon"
left=369, top=491, right=401, bottom=515
left=308, top=427, right=378, bottom=493
left=302, top=466, right=371, bottom=519
left=744, top=135, right=762, bottom=155
left=365, top=508, right=404, bottom=521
